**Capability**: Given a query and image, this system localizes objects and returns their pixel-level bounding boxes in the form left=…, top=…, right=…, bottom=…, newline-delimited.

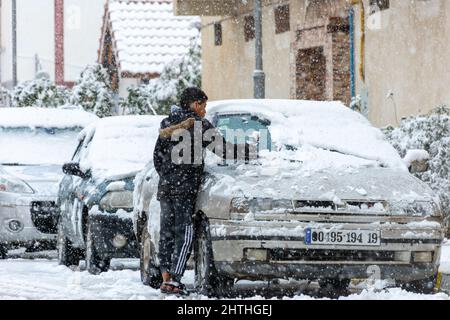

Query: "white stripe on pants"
left=174, top=224, right=193, bottom=276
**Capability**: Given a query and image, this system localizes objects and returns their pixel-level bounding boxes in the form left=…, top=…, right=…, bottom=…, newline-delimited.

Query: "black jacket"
left=153, top=109, right=243, bottom=199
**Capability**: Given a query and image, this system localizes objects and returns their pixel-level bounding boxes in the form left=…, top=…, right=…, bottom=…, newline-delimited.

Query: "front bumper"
left=209, top=219, right=444, bottom=282
left=0, top=195, right=57, bottom=247
left=89, top=214, right=139, bottom=259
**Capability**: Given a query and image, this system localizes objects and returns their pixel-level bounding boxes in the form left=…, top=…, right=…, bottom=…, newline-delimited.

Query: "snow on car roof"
left=79, top=115, right=165, bottom=180
left=206, top=99, right=406, bottom=170
left=0, top=106, right=99, bottom=129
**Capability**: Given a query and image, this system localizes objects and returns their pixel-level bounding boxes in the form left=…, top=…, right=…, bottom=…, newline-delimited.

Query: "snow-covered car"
left=0, top=107, right=98, bottom=258
left=133, top=99, right=446, bottom=296
left=56, top=115, right=164, bottom=274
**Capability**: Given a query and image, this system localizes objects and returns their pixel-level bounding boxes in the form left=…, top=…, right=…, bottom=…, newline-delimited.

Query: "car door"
left=58, top=133, right=93, bottom=245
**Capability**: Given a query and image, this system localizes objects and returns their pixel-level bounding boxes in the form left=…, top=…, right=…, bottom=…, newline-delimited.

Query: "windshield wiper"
left=283, top=145, right=384, bottom=166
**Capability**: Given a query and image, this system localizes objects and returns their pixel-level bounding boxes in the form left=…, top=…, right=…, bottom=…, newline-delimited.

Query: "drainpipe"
left=349, top=0, right=365, bottom=83
left=349, top=8, right=355, bottom=99
left=253, top=0, right=265, bottom=99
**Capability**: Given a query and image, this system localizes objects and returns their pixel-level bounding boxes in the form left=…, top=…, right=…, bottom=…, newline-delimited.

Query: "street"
left=0, top=242, right=449, bottom=300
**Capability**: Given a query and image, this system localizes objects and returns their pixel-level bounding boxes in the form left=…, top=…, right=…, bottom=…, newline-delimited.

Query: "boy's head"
left=180, top=87, right=208, bottom=117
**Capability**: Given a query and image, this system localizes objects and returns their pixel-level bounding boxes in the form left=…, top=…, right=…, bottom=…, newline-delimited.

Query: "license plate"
left=305, top=229, right=381, bottom=246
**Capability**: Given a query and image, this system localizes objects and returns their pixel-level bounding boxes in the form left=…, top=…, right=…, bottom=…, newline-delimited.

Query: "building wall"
left=200, top=0, right=351, bottom=106
left=0, top=0, right=104, bottom=88
left=353, top=0, right=450, bottom=127
left=64, top=0, right=105, bottom=82
left=201, top=1, right=291, bottom=101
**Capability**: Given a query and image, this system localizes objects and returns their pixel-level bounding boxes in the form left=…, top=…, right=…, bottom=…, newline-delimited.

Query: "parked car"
left=0, top=107, right=98, bottom=258
left=133, top=99, right=446, bottom=296
left=57, top=115, right=164, bottom=274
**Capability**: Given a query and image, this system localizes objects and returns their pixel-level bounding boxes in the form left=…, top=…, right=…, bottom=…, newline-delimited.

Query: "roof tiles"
left=107, top=0, right=200, bottom=75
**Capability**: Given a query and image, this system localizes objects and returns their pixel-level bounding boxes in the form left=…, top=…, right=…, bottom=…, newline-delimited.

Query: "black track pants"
left=158, top=195, right=195, bottom=282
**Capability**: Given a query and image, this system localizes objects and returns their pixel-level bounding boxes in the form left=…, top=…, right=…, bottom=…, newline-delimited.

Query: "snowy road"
left=0, top=242, right=449, bottom=300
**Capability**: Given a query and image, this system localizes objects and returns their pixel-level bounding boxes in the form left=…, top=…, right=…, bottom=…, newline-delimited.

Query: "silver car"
left=0, top=107, right=97, bottom=258
left=133, top=99, right=446, bottom=296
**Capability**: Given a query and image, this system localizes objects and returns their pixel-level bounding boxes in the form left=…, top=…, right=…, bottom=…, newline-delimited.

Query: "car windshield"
left=0, top=126, right=82, bottom=165
left=215, top=113, right=272, bottom=152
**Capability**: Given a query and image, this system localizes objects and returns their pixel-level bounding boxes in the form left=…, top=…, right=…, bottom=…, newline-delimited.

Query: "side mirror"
left=62, top=162, right=86, bottom=178
left=403, top=150, right=430, bottom=174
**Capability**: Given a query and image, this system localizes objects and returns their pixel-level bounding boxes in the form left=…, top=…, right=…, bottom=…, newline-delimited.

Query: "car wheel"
left=194, top=221, right=234, bottom=297
left=140, top=221, right=162, bottom=289
left=0, top=245, right=6, bottom=259
left=57, top=218, right=81, bottom=267
left=318, top=278, right=351, bottom=298
left=85, top=220, right=110, bottom=275
left=399, top=275, right=437, bottom=294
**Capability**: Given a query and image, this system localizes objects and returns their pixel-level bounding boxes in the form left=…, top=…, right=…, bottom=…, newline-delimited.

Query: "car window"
left=215, top=114, right=272, bottom=151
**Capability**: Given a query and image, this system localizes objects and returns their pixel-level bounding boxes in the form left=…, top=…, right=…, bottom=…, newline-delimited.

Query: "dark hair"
left=180, top=87, right=208, bottom=110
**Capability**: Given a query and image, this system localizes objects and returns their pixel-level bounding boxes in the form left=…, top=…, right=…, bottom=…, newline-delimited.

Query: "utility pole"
left=253, top=0, right=265, bottom=99
left=12, top=0, right=17, bottom=87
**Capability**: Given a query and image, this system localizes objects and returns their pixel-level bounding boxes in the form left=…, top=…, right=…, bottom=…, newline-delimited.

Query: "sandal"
left=160, top=281, right=189, bottom=296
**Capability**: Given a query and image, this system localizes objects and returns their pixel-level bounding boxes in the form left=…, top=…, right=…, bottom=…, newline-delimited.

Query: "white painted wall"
left=0, top=0, right=105, bottom=88
left=64, top=0, right=105, bottom=82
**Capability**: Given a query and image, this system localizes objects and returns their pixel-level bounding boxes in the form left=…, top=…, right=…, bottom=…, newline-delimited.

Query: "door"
left=296, top=46, right=326, bottom=101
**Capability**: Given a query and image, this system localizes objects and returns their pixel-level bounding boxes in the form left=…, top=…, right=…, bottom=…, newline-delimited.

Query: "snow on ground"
left=0, top=241, right=449, bottom=300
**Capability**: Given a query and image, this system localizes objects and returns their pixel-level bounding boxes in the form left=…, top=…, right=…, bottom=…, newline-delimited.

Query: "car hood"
left=2, top=164, right=62, bottom=196
left=205, top=165, right=435, bottom=203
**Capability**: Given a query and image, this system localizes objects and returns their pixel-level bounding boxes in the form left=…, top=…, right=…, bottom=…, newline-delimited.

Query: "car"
left=56, top=115, right=164, bottom=274
left=133, top=99, right=446, bottom=296
left=0, top=107, right=98, bottom=258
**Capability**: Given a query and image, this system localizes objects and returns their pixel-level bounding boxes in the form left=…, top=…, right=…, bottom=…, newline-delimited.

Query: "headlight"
left=230, top=198, right=293, bottom=213
left=0, top=176, right=34, bottom=194
left=99, top=191, right=133, bottom=212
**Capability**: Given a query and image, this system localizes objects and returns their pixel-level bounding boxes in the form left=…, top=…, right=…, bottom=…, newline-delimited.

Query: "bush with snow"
left=0, top=86, right=10, bottom=107
left=71, top=64, right=114, bottom=118
left=383, top=106, right=450, bottom=215
left=10, top=76, right=69, bottom=108
left=121, top=36, right=201, bottom=115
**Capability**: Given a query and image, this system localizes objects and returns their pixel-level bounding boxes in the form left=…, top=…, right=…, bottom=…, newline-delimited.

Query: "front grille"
left=30, top=201, right=58, bottom=234
left=269, top=248, right=396, bottom=262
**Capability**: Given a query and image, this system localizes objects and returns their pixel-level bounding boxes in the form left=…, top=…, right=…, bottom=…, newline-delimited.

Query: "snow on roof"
left=0, top=107, right=99, bottom=129
left=80, top=115, right=165, bottom=180
left=107, top=0, right=200, bottom=75
left=206, top=99, right=407, bottom=170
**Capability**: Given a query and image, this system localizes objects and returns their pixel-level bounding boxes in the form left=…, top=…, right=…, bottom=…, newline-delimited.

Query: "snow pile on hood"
left=79, top=115, right=164, bottom=180
left=206, top=100, right=407, bottom=171
left=0, top=107, right=98, bottom=129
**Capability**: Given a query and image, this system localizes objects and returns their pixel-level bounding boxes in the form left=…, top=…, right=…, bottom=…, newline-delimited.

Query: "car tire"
left=399, top=275, right=437, bottom=294
left=57, top=218, right=81, bottom=267
left=194, top=220, right=234, bottom=297
left=140, top=221, right=162, bottom=289
left=85, top=219, right=110, bottom=275
left=0, top=245, right=6, bottom=259
left=318, top=278, right=351, bottom=298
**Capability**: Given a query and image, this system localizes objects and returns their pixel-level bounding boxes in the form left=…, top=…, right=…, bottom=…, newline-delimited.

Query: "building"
left=351, top=0, right=450, bottom=127
left=98, top=0, right=200, bottom=98
left=174, top=0, right=351, bottom=106
left=0, top=0, right=105, bottom=88
left=175, top=0, right=450, bottom=128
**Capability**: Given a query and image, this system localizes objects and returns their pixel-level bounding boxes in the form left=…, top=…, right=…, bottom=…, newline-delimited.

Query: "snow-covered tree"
left=383, top=106, right=450, bottom=215
left=121, top=36, right=201, bottom=115
left=71, top=64, right=114, bottom=118
left=0, top=86, right=10, bottom=107
left=10, top=74, right=69, bottom=108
